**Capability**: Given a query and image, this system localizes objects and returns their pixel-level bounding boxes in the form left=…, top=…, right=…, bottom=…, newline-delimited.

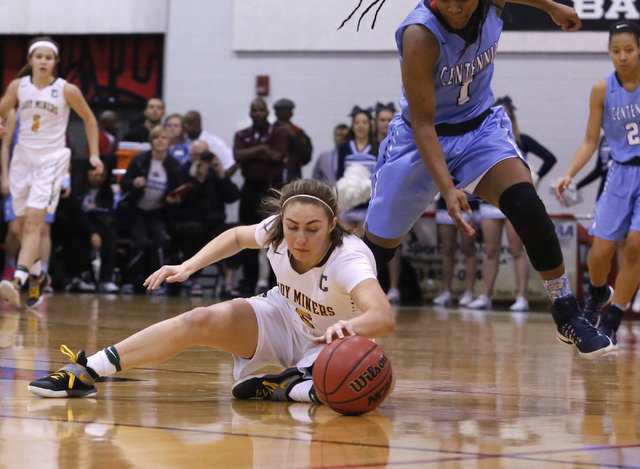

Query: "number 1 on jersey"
left=32, top=115, right=40, bottom=132
left=458, top=77, right=472, bottom=106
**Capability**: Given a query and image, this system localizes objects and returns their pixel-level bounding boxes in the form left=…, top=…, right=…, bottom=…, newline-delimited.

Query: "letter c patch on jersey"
left=296, top=308, right=314, bottom=328
left=319, top=274, right=328, bottom=292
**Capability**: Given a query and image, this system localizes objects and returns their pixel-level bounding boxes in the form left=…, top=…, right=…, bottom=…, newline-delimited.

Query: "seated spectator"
left=123, top=98, right=165, bottom=143
left=62, top=157, right=119, bottom=292
left=86, top=110, right=119, bottom=158
left=165, top=113, right=190, bottom=165
left=311, top=123, right=349, bottom=186
left=273, top=98, right=313, bottom=182
left=183, top=110, right=236, bottom=177
left=118, top=125, right=183, bottom=294
left=169, top=150, right=240, bottom=296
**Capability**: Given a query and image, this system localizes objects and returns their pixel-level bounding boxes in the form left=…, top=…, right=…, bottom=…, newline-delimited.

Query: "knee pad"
left=498, top=182, right=562, bottom=271
left=362, top=234, right=397, bottom=272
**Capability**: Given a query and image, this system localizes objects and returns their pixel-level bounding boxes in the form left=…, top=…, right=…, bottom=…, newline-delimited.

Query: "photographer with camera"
left=168, top=146, right=240, bottom=296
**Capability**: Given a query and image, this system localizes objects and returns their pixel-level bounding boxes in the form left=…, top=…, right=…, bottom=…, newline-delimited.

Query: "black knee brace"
left=498, top=182, right=563, bottom=271
left=362, top=234, right=397, bottom=271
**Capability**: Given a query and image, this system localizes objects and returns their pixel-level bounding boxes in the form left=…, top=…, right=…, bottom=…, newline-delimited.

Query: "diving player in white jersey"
left=27, top=179, right=396, bottom=401
left=556, top=21, right=640, bottom=350
left=340, top=0, right=613, bottom=358
left=0, top=36, right=103, bottom=309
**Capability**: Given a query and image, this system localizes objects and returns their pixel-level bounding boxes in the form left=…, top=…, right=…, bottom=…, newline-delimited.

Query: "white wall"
left=0, top=0, right=167, bottom=33
left=164, top=0, right=610, bottom=216
left=1, top=0, right=612, bottom=217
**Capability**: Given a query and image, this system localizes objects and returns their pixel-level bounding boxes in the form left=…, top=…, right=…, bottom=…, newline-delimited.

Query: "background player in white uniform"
left=27, top=179, right=396, bottom=402
left=0, top=36, right=102, bottom=308
left=556, top=22, right=640, bottom=350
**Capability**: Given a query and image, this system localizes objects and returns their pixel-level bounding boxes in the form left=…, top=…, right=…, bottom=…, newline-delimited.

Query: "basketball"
left=312, top=335, right=394, bottom=416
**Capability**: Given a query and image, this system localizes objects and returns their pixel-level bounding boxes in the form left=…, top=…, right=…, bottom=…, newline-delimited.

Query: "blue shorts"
left=4, top=195, right=55, bottom=223
left=589, top=161, right=640, bottom=241
left=365, top=106, right=524, bottom=239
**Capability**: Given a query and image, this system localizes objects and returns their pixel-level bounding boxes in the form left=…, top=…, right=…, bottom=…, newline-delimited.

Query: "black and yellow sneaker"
left=0, top=277, right=22, bottom=308
left=28, top=345, right=98, bottom=398
left=232, top=367, right=305, bottom=401
left=26, top=273, right=48, bottom=308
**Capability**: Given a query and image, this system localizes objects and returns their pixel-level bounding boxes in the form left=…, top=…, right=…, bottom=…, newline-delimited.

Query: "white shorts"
left=10, top=144, right=71, bottom=216
left=233, top=288, right=325, bottom=381
left=479, top=202, right=506, bottom=220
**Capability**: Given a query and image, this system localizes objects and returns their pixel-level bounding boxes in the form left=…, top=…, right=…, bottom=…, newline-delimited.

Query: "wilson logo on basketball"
left=347, top=354, right=388, bottom=393
left=367, top=374, right=394, bottom=406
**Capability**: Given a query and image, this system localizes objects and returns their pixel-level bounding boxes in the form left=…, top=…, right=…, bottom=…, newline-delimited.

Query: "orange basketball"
left=312, top=335, right=394, bottom=416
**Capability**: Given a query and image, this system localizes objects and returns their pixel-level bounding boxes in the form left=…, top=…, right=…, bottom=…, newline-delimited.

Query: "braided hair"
left=339, top=0, right=496, bottom=59
left=338, top=0, right=388, bottom=31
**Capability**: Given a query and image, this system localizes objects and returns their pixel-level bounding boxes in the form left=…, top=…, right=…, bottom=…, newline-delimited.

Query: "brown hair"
left=261, top=179, right=349, bottom=249
left=149, top=124, right=168, bottom=142
left=16, top=36, right=60, bottom=78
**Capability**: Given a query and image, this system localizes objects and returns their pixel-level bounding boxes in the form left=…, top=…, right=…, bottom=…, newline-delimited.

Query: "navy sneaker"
left=597, top=305, right=623, bottom=352
left=232, top=367, right=304, bottom=401
left=583, top=285, right=613, bottom=326
left=552, top=295, right=614, bottom=359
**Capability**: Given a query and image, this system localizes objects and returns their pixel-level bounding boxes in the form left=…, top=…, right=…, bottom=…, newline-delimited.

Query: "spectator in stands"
left=469, top=96, right=558, bottom=312
left=118, top=125, right=183, bottom=294
left=273, top=98, right=313, bottom=182
left=86, top=110, right=119, bottom=158
left=62, top=157, right=119, bottom=292
left=123, top=98, right=165, bottom=143
left=335, top=106, right=377, bottom=237
left=183, top=110, right=236, bottom=177
left=165, top=113, right=190, bottom=165
left=233, top=97, right=288, bottom=296
left=432, top=197, right=480, bottom=308
left=311, top=123, right=349, bottom=186
left=169, top=150, right=240, bottom=296
left=372, top=102, right=403, bottom=303
left=373, top=102, right=396, bottom=155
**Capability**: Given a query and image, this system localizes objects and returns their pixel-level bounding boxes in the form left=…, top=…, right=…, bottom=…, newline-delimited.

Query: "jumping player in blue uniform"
left=341, top=0, right=613, bottom=358
left=556, top=21, right=640, bottom=350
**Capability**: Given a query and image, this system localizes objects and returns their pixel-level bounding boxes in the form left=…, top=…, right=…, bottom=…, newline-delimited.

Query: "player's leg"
left=469, top=217, right=502, bottom=310
left=475, top=157, right=612, bottom=358
left=599, top=230, right=640, bottom=347
left=505, top=221, right=530, bottom=312
left=28, top=299, right=260, bottom=397
left=583, top=236, right=617, bottom=325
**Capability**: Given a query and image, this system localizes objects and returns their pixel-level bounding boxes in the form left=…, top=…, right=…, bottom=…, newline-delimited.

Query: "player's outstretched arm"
left=144, top=224, right=261, bottom=290
left=506, top=0, right=581, bottom=31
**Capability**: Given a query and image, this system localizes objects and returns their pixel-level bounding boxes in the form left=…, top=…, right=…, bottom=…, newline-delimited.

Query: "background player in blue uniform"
left=556, top=21, right=640, bottom=350
left=341, top=0, right=613, bottom=358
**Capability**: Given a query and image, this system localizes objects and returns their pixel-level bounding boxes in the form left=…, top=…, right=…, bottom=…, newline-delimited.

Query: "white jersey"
left=255, top=215, right=378, bottom=336
left=17, top=76, right=70, bottom=150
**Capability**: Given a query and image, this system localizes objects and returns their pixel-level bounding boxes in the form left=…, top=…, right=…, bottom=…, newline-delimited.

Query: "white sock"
left=287, top=379, right=314, bottom=403
left=86, top=350, right=117, bottom=377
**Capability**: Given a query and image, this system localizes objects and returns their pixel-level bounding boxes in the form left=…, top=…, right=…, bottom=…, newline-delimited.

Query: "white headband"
left=282, top=194, right=335, bottom=216
left=28, top=40, right=59, bottom=57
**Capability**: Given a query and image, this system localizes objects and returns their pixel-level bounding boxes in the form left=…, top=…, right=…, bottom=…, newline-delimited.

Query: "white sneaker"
left=509, top=295, right=530, bottom=312
left=633, top=290, right=640, bottom=313
left=467, top=294, right=492, bottom=310
left=458, top=291, right=475, bottom=307
left=386, top=287, right=400, bottom=304
left=433, top=290, right=451, bottom=307
left=99, top=282, right=119, bottom=293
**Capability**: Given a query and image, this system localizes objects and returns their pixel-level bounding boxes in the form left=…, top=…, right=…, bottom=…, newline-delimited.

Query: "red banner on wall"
left=1, top=35, right=164, bottom=105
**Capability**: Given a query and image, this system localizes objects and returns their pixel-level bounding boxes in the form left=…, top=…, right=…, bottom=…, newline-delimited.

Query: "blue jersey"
left=602, top=71, right=640, bottom=163
left=396, top=1, right=501, bottom=125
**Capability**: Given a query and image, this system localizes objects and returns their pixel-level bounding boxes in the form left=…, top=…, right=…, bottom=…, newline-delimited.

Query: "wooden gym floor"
left=1, top=293, right=640, bottom=468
